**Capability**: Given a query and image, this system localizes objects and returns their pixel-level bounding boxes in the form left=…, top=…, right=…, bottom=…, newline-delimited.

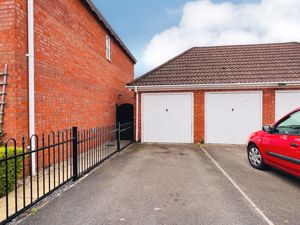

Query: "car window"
left=274, top=111, right=300, bottom=135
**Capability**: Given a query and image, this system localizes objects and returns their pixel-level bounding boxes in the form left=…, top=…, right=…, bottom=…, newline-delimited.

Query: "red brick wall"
left=263, top=89, right=275, bottom=125
left=133, top=92, right=141, bottom=141
left=135, top=88, right=293, bottom=143
left=0, top=0, right=16, bottom=139
left=0, top=0, right=28, bottom=142
left=194, top=91, right=204, bottom=143
left=1, top=0, right=135, bottom=142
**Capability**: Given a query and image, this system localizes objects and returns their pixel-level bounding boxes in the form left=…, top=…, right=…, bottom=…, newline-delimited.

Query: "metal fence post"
left=117, top=122, right=121, bottom=152
left=72, top=126, right=78, bottom=181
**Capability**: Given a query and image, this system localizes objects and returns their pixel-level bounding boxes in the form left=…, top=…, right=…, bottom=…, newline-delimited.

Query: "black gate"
left=116, top=104, right=133, bottom=140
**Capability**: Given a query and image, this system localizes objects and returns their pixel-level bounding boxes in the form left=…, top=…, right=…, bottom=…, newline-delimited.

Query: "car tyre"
left=247, top=144, right=265, bottom=170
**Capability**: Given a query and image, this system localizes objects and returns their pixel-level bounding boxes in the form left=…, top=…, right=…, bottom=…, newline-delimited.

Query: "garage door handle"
left=290, top=143, right=299, bottom=148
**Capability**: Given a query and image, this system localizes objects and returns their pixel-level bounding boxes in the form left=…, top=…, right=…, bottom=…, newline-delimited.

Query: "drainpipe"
left=135, top=87, right=139, bottom=142
left=27, top=0, right=36, bottom=175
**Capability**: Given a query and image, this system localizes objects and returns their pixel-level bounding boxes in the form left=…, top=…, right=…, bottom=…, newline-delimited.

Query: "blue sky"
left=94, top=0, right=299, bottom=77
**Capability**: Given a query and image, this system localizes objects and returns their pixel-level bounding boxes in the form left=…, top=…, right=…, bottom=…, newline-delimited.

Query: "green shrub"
left=0, top=146, right=23, bottom=198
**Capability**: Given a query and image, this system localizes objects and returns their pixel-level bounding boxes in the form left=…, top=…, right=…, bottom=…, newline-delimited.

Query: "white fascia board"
left=126, top=81, right=300, bottom=92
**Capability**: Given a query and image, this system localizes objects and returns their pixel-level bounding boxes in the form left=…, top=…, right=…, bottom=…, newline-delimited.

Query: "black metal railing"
left=119, top=122, right=134, bottom=150
left=0, top=122, right=133, bottom=225
left=76, top=124, right=118, bottom=178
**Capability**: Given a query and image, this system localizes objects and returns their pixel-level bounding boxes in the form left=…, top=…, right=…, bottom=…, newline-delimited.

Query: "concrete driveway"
left=202, top=144, right=300, bottom=225
left=18, top=144, right=300, bottom=225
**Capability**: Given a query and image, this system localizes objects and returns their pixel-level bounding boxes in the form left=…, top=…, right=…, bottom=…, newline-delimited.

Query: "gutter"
left=27, top=0, right=36, bottom=175
left=127, top=81, right=300, bottom=92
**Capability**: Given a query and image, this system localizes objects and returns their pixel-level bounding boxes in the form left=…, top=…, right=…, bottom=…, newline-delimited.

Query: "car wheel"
left=248, top=144, right=265, bottom=170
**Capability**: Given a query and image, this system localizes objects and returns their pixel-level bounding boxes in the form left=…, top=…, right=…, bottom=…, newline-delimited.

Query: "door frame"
left=204, top=91, right=263, bottom=144
left=275, top=90, right=300, bottom=120
left=141, top=92, right=194, bottom=143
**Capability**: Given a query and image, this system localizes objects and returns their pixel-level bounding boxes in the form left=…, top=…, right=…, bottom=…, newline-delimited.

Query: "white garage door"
left=142, top=93, right=193, bottom=143
left=205, top=92, right=262, bottom=144
left=275, top=91, right=300, bottom=120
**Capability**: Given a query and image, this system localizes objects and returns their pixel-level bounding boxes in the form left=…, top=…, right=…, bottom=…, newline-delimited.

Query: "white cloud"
left=142, top=0, right=300, bottom=70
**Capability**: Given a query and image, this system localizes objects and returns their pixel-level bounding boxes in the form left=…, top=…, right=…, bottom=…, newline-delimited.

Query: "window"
left=106, top=35, right=111, bottom=61
left=274, top=110, right=300, bottom=135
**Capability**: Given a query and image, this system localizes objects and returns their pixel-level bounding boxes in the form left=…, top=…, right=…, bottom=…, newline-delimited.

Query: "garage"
left=142, top=93, right=193, bottom=143
left=275, top=90, right=300, bottom=120
left=128, top=42, right=300, bottom=144
left=205, top=92, right=262, bottom=144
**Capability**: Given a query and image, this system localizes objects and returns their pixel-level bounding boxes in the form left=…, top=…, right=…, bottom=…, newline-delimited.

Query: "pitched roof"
left=83, top=0, right=136, bottom=63
left=128, top=42, right=300, bottom=86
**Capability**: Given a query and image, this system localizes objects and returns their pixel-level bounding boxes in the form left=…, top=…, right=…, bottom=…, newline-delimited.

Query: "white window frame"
left=106, top=35, right=111, bottom=61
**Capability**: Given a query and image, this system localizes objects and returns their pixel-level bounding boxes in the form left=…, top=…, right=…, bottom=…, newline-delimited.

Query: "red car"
left=247, top=107, right=300, bottom=177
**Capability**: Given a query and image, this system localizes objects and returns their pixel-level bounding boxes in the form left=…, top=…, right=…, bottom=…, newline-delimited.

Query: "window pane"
left=275, top=111, right=300, bottom=135
left=106, top=35, right=110, bottom=60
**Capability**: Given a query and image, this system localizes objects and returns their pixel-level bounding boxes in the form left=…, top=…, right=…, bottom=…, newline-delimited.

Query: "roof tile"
left=128, top=42, right=300, bottom=86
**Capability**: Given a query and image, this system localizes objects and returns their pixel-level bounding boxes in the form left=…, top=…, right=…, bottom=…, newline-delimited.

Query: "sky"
left=94, top=0, right=300, bottom=77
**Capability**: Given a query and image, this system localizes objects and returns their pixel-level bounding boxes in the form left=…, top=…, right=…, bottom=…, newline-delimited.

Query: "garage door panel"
left=142, top=93, right=193, bottom=143
left=205, top=92, right=262, bottom=144
left=275, top=91, right=300, bottom=120
left=142, top=95, right=168, bottom=143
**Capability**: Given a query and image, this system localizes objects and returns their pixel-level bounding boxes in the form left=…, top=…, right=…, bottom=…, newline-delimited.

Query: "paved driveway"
left=202, top=144, right=300, bottom=225
left=18, top=144, right=300, bottom=225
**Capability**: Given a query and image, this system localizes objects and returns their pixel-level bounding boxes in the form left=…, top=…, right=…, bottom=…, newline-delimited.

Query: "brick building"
left=0, top=0, right=136, bottom=141
left=128, top=42, right=300, bottom=144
